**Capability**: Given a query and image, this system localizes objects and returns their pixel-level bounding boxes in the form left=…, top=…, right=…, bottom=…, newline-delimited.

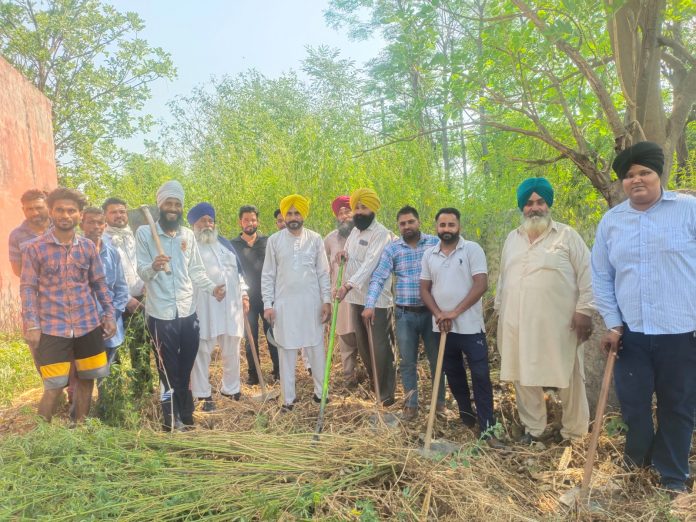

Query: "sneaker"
left=517, top=433, right=542, bottom=445
left=246, top=373, right=259, bottom=386
left=382, top=397, right=396, bottom=407
left=221, top=391, right=241, bottom=401
left=460, top=412, right=477, bottom=428
left=485, top=436, right=508, bottom=450
left=200, top=397, right=216, bottom=412
left=402, top=406, right=418, bottom=421
left=313, top=394, right=329, bottom=404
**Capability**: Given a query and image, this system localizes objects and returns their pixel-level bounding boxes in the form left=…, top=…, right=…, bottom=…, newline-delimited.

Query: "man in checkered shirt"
left=20, top=187, right=116, bottom=423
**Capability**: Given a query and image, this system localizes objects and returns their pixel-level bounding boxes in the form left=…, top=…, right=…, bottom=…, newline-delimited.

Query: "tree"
left=0, top=0, right=176, bottom=182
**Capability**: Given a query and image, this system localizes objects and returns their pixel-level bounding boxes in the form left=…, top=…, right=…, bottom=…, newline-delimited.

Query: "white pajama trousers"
left=514, top=355, right=589, bottom=440
left=278, top=343, right=325, bottom=406
left=190, top=335, right=241, bottom=399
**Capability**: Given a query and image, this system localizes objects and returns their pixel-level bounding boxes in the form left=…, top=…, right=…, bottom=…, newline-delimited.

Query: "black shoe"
left=271, top=370, right=280, bottom=383
left=382, top=397, right=396, bottom=407
left=517, top=433, right=541, bottom=445
left=181, top=415, right=194, bottom=426
left=246, top=373, right=259, bottom=386
left=280, top=403, right=294, bottom=413
left=307, top=368, right=312, bottom=376
left=200, top=397, right=216, bottom=413
left=221, top=391, right=241, bottom=401
left=313, top=394, right=329, bottom=404
left=460, top=412, right=477, bottom=428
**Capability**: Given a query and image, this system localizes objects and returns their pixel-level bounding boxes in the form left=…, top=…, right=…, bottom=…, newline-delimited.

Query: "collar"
left=515, top=219, right=559, bottom=237
left=48, top=231, right=79, bottom=246
left=397, top=233, right=431, bottom=248
left=105, top=224, right=134, bottom=238
left=616, top=189, right=676, bottom=213
left=434, top=236, right=464, bottom=254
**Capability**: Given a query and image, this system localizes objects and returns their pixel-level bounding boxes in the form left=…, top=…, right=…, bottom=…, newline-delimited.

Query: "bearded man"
left=187, top=203, right=249, bottom=412
left=336, top=188, right=396, bottom=406
left=136, top=180, right=225, bottom=430
left=10, top=189, right=51, bottom=277
left=323, top=195, right=359, bottom=386
left=495, top=178, right=593, bottom=444
left=261, top=195, right=331, bottom=411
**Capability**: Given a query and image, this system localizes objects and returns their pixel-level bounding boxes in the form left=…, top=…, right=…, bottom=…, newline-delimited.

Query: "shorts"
left=36, top=328, right=108, bottom=389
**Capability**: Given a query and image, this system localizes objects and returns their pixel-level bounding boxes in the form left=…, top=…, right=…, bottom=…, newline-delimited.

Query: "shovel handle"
left=244, top=316, right=267, bottom=397
left=140, top=205, right=171, bottom=274
left=424, top=331, right=447, bottom=452
left=580, top=344, right=618, bottom=499
left=364, top=316, right=382, bottom=407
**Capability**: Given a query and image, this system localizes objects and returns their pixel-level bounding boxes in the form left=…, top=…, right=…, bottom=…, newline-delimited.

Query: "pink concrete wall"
left=0, top=56, right=57, bottom=330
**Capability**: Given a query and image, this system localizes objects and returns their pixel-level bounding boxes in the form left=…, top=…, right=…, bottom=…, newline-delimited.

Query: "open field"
left=0, top=336, right=693, bottom=520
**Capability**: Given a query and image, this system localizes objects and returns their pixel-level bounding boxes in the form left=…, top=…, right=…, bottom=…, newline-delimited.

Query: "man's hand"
left=336, top=283, right=351, bottom=302
left=321, top=303, right=331, bottom=324
left=264, top=308, right=275, bottom=326
left=600, top=327, right=623, bottom=356
left=24, top=329, right=41, bottom=351
left=570, top=312, right=593, bottom=343
left=362, top=307, right=375, bottom=325
left=102, top=319, right=117, bottom=340
left=435, top=311, right=454, bottom=333
left=126, top=297, right=141, bottom=314
left=152, top=254, right=171, bottom=272
left=335, top=250, right=348, bottom=264
left=213, top=285, right=226, bottom=301
left=242, top=296, right=250, bottom=314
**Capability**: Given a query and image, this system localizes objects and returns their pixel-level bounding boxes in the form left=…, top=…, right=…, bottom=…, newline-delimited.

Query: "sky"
left=110, top=0, right=381, bottom=152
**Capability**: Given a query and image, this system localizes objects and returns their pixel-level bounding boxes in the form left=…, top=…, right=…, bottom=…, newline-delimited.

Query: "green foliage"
left=0, top=336, right=41, bottom=406
left=0, top=0, right=176, bottom=184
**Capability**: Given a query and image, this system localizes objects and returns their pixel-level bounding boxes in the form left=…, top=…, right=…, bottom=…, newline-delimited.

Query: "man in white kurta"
left=262, top=195, right=331, bottom=409
left=495, top=178, right=593, bottom=441
left=188, top=203, right=249, bottom=412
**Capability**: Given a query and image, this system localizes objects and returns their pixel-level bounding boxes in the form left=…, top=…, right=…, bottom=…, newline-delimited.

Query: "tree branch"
left=658, top=36, right=696, bottom=67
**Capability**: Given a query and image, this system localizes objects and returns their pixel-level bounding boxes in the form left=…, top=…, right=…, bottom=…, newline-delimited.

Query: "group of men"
left=10, top=141, right=695, bottom=494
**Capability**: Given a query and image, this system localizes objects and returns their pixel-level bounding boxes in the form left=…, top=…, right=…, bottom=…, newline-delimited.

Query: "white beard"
left=196, top=227, right=219, bottom=245
left=521, top=213, right=552, bottom=237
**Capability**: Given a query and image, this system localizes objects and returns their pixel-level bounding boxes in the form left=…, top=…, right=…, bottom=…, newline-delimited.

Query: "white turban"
left=156, top=180, right=185, bottom=208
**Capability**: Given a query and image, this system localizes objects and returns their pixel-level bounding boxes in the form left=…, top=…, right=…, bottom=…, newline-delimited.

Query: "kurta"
left=195, top=239, right=247, bottom=340
left=324, top=229, right=353, bottom=336
left=495, top=221, right=593, bottom=388
left=261, top=228, right=331, bottom=350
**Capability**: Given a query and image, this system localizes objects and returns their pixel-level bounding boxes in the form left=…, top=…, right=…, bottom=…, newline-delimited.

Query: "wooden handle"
left=424, top=332, right=447, bottom=452
left=364, top=317, right=382, bottom=407
left=580, top=344, right=618, bottom=500
left=140, top=205, right=171, bottom=274
left=244, top=316, right=267, bottom=397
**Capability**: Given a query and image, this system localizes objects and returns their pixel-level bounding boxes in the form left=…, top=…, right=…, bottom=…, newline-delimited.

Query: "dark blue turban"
left=516, top=177, right=554, bottom=210
left=612, top=141, right=664, bottom=179
left=187, top=202, right=215, bottom=225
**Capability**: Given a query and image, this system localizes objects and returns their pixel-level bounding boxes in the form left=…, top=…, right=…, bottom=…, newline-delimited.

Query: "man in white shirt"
left=420, top=207, right=503, bottom=448
left=187, top=203, right=249, bottom=412
left=336, top=188, right=396, bottom=406
left=262, top=194, right=331, bottom=411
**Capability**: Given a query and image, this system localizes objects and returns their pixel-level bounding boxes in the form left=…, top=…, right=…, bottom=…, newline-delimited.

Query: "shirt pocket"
left=658, top=227, right=692, bottom=253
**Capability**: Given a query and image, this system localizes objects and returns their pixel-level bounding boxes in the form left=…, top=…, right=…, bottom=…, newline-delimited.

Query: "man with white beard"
left=495, top=177, right=593, bottom=444
left=262, top=194, right=331, bottom=411
left=187, top=203, right=249, bottom=412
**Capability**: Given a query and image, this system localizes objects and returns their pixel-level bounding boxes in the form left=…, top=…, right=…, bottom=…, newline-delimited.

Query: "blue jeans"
left=395, top=307, right=446, bottom=408
left=443, top=331, right=496, bottom=430
left=614, top=327, right=696, bottom=491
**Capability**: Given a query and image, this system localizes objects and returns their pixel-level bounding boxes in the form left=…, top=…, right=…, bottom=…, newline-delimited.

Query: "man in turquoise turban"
left=495, top=177, right=594, bottom=444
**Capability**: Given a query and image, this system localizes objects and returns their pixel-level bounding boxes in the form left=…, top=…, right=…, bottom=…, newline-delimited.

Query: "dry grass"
left=1, top=335, right=694, bottom=521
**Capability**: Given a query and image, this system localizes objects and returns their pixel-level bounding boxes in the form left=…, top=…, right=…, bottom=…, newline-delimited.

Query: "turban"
left=612, top=141, right=664, bottom=179
left=350, top=188, right=381, bottom=212
left=331, top=195, right=351, bottom=216
left=156, top=180, right=185, bottom=208
left=187, top=202, right=215, bottom=225
left=516, top=177, right=554, bottom=210
left=279, top=194, right=310, bottom=219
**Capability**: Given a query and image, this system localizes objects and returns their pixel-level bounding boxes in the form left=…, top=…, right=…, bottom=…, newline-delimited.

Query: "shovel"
left=558, top=343, right=618, bottom=510
left=313, top=261, right=344, bottom=440
left=244, top=316, right=279, bottom=402
left=364, top=316, right=400, bottom=429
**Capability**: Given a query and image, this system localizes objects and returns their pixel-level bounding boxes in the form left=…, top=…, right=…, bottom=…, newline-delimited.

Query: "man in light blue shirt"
left=136, top=180, right=225, bottom=431
left=591, top=141, right=696, bottom=494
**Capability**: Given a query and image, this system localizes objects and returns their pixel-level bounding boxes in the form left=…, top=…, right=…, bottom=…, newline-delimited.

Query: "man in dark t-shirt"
left=230, top=205, right=279, bottom=384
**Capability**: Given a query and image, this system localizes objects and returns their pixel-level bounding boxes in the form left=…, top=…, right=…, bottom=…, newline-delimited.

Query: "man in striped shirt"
left=592, top=141, right=696, bottom=495
left=364, top=206, right=445, bottom=420
left=20, top=187, right=116, bottom=423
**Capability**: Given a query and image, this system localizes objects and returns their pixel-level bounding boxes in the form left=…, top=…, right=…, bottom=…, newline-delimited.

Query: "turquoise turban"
left=516, top=177, right=554, bottom=210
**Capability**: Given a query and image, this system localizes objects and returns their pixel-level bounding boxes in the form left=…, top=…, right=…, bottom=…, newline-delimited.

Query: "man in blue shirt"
left=592, top=141, right=696, bottom=494
left=363, top=206, right=445, bottom=420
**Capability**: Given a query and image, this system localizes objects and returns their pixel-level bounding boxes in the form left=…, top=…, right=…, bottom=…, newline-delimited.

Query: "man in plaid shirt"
left=364, top=205, right=445, bottom=420
left=20, top=187, right=116, bottom=423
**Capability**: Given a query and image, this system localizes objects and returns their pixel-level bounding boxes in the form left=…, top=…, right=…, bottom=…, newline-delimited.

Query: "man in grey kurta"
left=262, top=194, right=331, bottom=410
